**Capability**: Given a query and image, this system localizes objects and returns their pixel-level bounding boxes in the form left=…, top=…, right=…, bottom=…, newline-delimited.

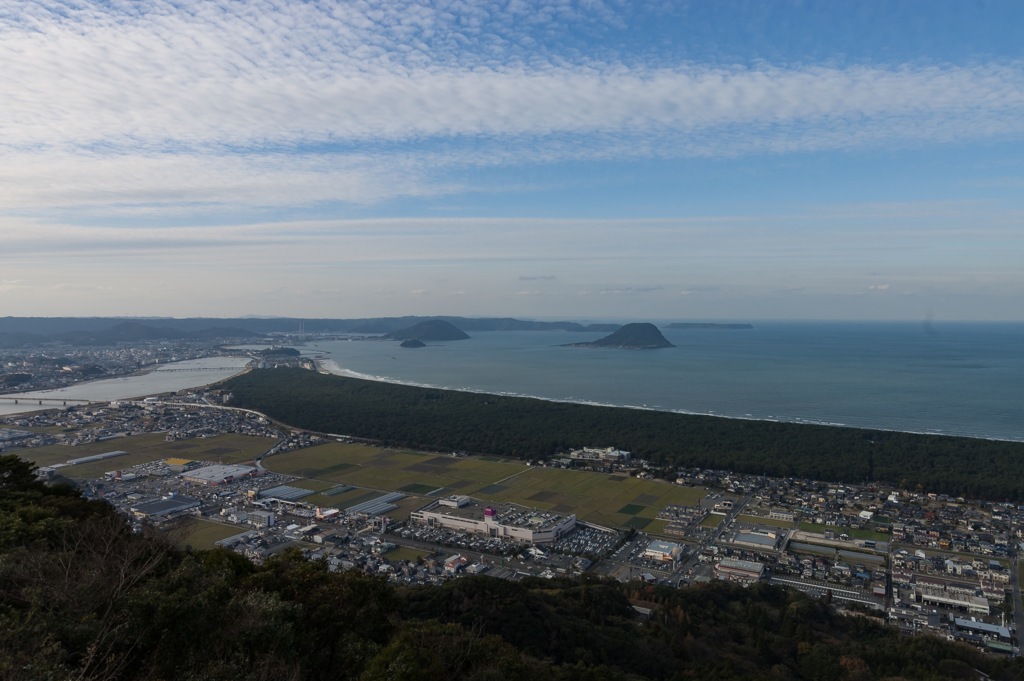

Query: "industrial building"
left=567, top=446, right=631, bottom=463
left=411, top=498, right=576, bottom=545
left=258, top=485, right=314, bottom=501
left=438, top=495, right=471, bottom=508
left=715, top=558, right=766, bottom=584
left=643, top=540, right=683, bottom=562
left=911, top=576, right=991, bottom=615
left=952, top=618, right=1011, bottom=642
left=180, top=464, right=257, bottom=486
left=130, top=495, right=201, bottom=521
left=248, top=510, right=275, bottom=528
left=67, top=450, right=128, bottom=466
left=951, top=618, right=1012, bottom=652
left=732, top=530, right=780, bottom=551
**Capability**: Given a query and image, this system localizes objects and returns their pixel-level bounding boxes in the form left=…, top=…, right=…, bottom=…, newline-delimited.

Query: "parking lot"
left=550, top=525, right=620, bottom=558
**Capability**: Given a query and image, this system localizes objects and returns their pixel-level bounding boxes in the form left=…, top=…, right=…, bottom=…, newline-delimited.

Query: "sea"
left=308, top=321, right=1024, bottom=443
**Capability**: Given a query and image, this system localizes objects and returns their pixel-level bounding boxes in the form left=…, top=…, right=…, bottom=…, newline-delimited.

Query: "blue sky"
left=2, top=0, right=1022, bottom=321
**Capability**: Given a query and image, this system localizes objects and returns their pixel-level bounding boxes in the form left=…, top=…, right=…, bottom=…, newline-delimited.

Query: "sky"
left=2, top=0, right=1023, bottom=322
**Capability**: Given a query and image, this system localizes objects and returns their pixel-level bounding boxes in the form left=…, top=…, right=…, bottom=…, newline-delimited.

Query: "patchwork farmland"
left=263, top=442, right=706, bottom=531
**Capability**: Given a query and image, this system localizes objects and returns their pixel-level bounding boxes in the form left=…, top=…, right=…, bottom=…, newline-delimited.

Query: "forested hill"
left=565, top=322, right=675, bottom=349
left=383, top=318, right=470, bottom=341
left=224, top=368, right=1024, bottom=501
left=2, top=453, right=1021, bottom=681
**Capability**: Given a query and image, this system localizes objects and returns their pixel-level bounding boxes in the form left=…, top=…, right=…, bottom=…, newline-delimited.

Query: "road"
left=674, top=491, right=755, bottom=580
left=1011, top=552, right=1023, bottom=650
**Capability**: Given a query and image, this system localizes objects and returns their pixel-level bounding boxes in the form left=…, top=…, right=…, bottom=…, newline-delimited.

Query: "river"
left=0, top=356, right=252, bottom=416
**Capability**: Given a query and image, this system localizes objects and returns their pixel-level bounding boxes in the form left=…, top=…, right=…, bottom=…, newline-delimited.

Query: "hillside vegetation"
left=383, top=319, right=470, bottom=341
left=2, top=453, right=1020, bottom=681
left=565, top=322, right=675, bottom=349
left=224, top=368, right=1024, bottom=501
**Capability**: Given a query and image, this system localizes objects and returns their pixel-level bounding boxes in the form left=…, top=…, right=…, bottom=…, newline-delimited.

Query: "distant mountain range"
left=0, top=316, right=746, bottom=348
left=0, top=321, right=261, bottom=348
left=0, top=315, right=613, bottom=336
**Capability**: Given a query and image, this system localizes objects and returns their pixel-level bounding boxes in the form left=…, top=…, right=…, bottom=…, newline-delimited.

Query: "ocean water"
left=309, top=322, right=1024, bottom=442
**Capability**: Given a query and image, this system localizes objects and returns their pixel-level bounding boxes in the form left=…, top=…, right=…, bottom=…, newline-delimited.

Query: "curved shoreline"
left=313, top=358, right=1023, bottom=444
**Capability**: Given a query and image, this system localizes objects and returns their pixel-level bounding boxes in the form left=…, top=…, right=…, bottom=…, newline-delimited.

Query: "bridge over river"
left=0, top=397, right=95, bottom=406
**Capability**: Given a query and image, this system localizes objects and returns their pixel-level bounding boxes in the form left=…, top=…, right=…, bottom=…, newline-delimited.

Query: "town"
left=0, top=341, right=232, bottom=392
left=2, top=388, right=1021, bottom=658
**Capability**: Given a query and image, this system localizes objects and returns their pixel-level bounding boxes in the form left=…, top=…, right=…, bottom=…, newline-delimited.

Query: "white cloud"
left=0, top=280, right=29, bottom=293
left=1, top=2, right=1022, bottom=214
left=598, top=286, right=664, bottom=295
left=0, top=150, right=453, bottom=213
left=4, top=211, right=1019, bottom=280
left=1, top=2, right=1021, bottom=321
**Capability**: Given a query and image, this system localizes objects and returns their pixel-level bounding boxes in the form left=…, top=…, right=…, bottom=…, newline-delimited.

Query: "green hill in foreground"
left=2, top=454, right=1021, bottom=681
left=223, top=368, right=1024, bottom=501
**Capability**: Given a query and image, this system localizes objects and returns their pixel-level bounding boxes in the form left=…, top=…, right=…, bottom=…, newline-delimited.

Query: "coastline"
left=312, top=358, right=1023, bottom=444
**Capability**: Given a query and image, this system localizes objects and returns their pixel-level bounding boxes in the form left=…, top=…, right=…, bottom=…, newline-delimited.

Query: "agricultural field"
left=21, top=433, right=276, bottom=478
left=177, top=519, right=249, bottom=551
left=267, top=443, right=708, bottom=531
left=21, top=433, right=169, bottom=468
left=482, top=468, right=706, bottom=529
left=267, top=442, right=384, bottom=474
left=162, top=434, right=277, bottom=464
left=264, top=442, right=528, bottom=497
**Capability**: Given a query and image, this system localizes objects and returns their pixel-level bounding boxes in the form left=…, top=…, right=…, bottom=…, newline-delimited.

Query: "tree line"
left=224, top=368, right=1024, bottom=501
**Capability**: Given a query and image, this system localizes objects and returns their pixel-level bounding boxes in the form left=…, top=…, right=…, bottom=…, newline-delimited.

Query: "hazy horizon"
left=3, top=2, right=1022, bottom=322
left=5, top=313, right=1024, bottom=327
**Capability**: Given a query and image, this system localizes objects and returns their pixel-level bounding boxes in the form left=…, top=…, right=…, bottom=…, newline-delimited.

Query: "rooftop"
left=182, top=464, right=256, bottom=483
left=719, top=558, right=766, bottom=573
left=131, top=495, right=200, bottom=517
left=426, top=499, right=572, bottom=530
left=734, top=532, right=777, bottom=547
left=647, top=540, right=681, bottom=553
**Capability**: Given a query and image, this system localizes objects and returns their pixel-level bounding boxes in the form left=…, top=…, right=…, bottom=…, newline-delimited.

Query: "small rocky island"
left=563, top=322, right=675, bottom=349
left=384, top=319, right=470, bottom=342
left=399, top=339, right=426, bottom=348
